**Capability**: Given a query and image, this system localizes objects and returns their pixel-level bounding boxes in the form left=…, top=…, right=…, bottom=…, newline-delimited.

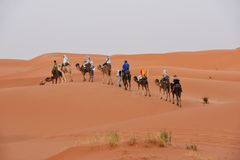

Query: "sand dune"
left=0, top=49, right=240, bottom=160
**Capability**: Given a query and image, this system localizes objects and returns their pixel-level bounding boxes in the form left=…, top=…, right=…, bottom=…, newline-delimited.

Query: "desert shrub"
left=158, top=130, right=171, bottom=146
left=105, top=131, right=120, bottom=147
left=144, top=131, right=172, bottom=147
left=186, top=144, right=198, bottom=151
left=202, top=97, right=209, bottom=104
left=144, top=133, right=158, bottom=145
left=128, top=134, right=137, bottom=146
left=160, top=131, right=168, bottom=143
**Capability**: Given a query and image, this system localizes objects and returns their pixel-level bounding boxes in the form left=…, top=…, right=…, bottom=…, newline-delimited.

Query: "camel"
left=40, top=70, right=63, bottom=85
left=97, top=64, right=113, bottom=85
left=122, top=70, right=131, bottom=90
left=61, top=64, right=73, bottom=82
left=170, top=81, right=182, bottom=107
left=155, top=78, right=171, bottom=101
left=133, top=76, right=151, bottom=97
left=75, top=63, right=94, bottom=82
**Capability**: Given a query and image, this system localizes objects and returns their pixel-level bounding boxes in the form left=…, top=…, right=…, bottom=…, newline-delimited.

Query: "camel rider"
left=172, top=75, right=182, bottom=92
left=116, top=69, right=122, bottom=87
left=122, top=60, right=130, bottom=74
left=90, top=60, right=95, bottom=72
left=52, top=60, right=59, bottom=76
left=173, top=75, right=180, bottom=84
left=138, top=67, right=147, bottom=81
left=103, top=55, right=111, bottom=66
left=83, top=56, right=91, bottom=68
left=63, top=55, right=70, bottom=66
left=162, top=68, right=169, bottom=81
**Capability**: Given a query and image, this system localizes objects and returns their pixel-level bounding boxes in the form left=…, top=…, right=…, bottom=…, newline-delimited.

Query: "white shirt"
left=162, top=69, right=168, bottom=77
left=106, top=57, right=110, bottom=64
left=63, top=56, right=69, bottom=64
left=116, top=70, right=119, bottom=76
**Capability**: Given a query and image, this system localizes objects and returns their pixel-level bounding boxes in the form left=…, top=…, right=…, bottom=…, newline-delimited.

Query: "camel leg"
left=140, top=84, right=142, bottom=94
left=141, top=85, right=144, bottom=96
left=147, top=84, right=151, bottom=97
left=59, top=77, right=62, bottom=83
left=129, top=80, right=131, bottom=91
left=169, top=91, right=171, bottom=102
left=177, top=95, right=179, bottom=106
left=69, top=72, right=73, bottom=82
left=166, top=90, right=169, bottom=101
left=166, top=89, right=169, bottom=101
left=137, top=84, right=140, bottom=94
left=83, top=73, right=86, bottom=81
left=179, top=94, right=182, bottom=108
left=62, top=74, right=66, bottom=83
left=144, top=85, right=147, bottom=96
left=91, top=72, right=94, bottom=82
left=102, top=73, right=104, bottom=84
left=107, top=76, right=110, bottom=85
left=167, top=90, right=170, bottom=102
left=110, top=76, right=113, bottom=85
left=55, top=77, right=58, bottom=84
left=148, top=88, right=151, bottom=97
left=172, top=93, right=175, bottom=104
left=159, top=87, right=162, bottom=99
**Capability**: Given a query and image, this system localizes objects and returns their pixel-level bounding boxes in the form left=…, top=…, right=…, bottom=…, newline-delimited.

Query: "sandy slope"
left=0, top=49, right=240, bottom=160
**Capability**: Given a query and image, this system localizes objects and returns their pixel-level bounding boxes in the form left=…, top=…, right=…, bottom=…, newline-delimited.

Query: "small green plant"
left=160, top=131, right=168, bottom=143
left=144, top=131, right=172, bottom=147
left=144, top=133, right=158, bottom=145
left=202, top=97, right=209, bottom=104
left=128, top=134, right=137, bottom=146
left=105, top=131, right=120, bottom=147
left=186, top=143, right=198, bottom=151
left=158, top=130, right=171, bottom=147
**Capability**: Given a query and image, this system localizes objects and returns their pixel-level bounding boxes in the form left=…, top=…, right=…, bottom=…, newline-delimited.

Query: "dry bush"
left=128, top=134, right=137, bottom=146
left=105, top=131, right=120, bottom=147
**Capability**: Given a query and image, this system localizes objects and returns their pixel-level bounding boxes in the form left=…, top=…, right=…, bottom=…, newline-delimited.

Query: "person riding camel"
left=90, top=60, right=95, bottom=75
left=122, top=60, right=130, bottom=74
left=103, top=55, right=111, bottom=67
left=138, top=67, right=147, bottom=81
left=116, top=69, right=122, bottom=87
left=83, top=56, right=91, bottom=69
left=162, top=68, right=169, bottom=82
left=62, top=55, right=70, bottom=66
left=172, top=75, right=182, bottom=92
left=173, top=75, right=179, bottom=84
left=52, top=60, right=59, bottom=76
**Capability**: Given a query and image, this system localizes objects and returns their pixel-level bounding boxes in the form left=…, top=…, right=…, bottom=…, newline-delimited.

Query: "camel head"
left=155, top=79, right=160, bottom=86
left=58, top=65, right=63, bottom=71
left=39, top=81, right=46, bottom=85
left=133, top=76, right=138, bottom=82
left=97, top=65, right=103, bottom=71
left=75, top=63, right=81, bottom=70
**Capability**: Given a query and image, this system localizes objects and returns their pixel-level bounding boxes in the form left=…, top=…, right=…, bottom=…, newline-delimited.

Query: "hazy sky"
left=0, top=0, right=239, bottom=59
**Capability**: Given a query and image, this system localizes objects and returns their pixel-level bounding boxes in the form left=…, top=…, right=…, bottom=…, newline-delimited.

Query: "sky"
left=0, top=0, right=239, bottom=59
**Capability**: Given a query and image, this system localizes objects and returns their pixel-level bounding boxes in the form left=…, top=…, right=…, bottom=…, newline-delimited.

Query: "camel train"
left=40, top=55, right=182, bottom=107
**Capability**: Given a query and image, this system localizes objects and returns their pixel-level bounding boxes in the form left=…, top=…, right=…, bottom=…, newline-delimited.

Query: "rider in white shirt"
left=162, top=68, right=169, bottom=81
left=103, top=56, right=111, bottom=66
left=63, top=55, right=69, bottom=66
left=84, top=56, right=91, bottom=68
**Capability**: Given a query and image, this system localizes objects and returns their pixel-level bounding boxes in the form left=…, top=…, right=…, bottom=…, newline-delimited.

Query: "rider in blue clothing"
left=122, top=60, right=130, bottom=72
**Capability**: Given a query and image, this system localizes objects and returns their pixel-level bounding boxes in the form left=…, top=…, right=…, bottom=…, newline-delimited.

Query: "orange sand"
left=0, top=49, right=240, bottom=160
